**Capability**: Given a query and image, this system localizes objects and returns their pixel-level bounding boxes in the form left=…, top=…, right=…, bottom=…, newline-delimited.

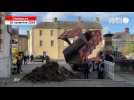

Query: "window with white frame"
left=39, top=30, right=42, bottom=36
left=51, top=40, right=54, bottom=47
left=50, top=30, right=53, bottom=36
left=40, top=40, right=43, bottom=47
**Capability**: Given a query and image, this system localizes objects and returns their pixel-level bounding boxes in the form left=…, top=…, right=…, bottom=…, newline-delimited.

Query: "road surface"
left=0, top=61, right=134, bottom=87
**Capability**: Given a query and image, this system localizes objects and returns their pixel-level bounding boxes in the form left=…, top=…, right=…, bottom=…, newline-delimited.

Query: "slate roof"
left=33, top=21, right=102, bottom=29
left=113, top=32, right=129, bottom=40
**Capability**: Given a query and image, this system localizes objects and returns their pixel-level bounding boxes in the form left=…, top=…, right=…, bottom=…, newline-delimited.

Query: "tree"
left=121, top=43, right=134, bottom=55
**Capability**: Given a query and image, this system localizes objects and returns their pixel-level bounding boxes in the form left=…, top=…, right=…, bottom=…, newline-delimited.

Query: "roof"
left=113, top=32, right=130, bottom=40
left=19, top=34, right=28, bottom=38
left=129, top=34, right=134, bottom=36
left=33, top=21, right=102, bottom=29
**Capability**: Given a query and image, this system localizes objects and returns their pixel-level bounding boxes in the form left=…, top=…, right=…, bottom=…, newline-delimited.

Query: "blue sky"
left=12, top=12, right=134, bottom=35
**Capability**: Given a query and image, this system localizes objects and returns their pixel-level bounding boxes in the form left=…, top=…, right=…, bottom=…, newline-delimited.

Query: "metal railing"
left=104, top=60, right=115, bottom=80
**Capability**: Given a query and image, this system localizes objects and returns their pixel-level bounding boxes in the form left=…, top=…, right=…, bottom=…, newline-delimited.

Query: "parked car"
left=33, top=55, right=43, bottom=62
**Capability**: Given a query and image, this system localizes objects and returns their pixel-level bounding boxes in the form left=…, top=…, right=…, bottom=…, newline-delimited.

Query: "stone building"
left=0, top=12, right=11, bottom=78
left=29, top=17, right=102, bottom=60
left=11, top=28, right=19, bottom=53
left=11, top=28, right=28, bottom=55
left=18, top=34, right=28, bottom=55
left=28, top=30, right=32, bottom=56
left=113, top=28, right=134, bottom=51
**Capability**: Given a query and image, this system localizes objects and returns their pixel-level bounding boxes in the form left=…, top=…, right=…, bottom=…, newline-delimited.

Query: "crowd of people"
left=80, top=51, right=114, bottom=79
left=14, top=51, right=49, bottom=75
left=23, top=55, right=34, bottom=65
left=14, top=54, right=34, bottom=74
left=80, top=58, right=104, bottom=79
left=14, top=50, right=113, bottom=80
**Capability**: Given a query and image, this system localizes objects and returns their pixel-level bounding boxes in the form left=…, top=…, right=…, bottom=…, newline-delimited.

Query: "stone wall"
left=0, top=12, right=11, bottom=78
left=0, top=57, right=11, bottom=78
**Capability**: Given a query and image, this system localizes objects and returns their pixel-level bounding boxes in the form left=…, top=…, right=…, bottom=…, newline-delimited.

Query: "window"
left=0, top=29, right=2, bottom=51
left=0, top=16, right=2, bottom=24
left=0, top=16, right=3, bottom=51
left=0, top=17, right=2, bottom=24
left=0, top=29, right=1, bottom=35
left=40, top=30, right=42, bottom=36
left=40, top=40, right=43, bottom=47
left=0, top=39, right=2, bottom=50
left=51, top=40, right=54, bottom=47
left=50, top=30, right=53, bottom=36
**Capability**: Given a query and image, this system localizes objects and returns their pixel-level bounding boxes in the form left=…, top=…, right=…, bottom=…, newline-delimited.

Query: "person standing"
left=82, top=59, right=90, bottom=79
left=16, top=55, right=23, bottom=74
left=98, top=60, right=105, bottom=79
left=23, top=55, right=27, bottom=65
left=27, top=55, right=29, bottom=64
left=30, top=55, right=34, bottom=62
left=42, top=51, right=46, bottom=62
left=87, top=59, right=93, bottom=73
left=43, top=51, right=50, bottom=63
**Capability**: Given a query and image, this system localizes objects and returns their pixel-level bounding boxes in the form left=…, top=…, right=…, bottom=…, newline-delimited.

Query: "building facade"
left=18, top=35, right=28, bottom=55
left=112, top=28, right=134, bottom=51
left=11, top=28, right=19, bottom=49
left=0, top=12, right=11, bottom=78
left=29, top=17, right=102, bottom=60
left=28, top=30, right=33, bottom=56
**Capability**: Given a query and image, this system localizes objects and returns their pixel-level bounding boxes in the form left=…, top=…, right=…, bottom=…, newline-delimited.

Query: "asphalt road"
left=1, top=61, right=134, bottom=87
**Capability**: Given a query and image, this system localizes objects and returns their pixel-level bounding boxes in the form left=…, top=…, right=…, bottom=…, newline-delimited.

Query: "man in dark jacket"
left=16, top=56, right=23, bottom=74
left=98, top=61, right=105, bottom=79
left=23, top=55, right=27, bottom=65
left=30, top=55, right=34, bottom=62
left=81, top=60, right=90, bottom=79
left=105, top=54, right=114, bottom=62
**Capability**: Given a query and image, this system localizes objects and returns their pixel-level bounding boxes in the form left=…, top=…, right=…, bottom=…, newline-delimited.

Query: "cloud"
left=102, top=26, right=110, bottom=34
left=42, top=12, right=71, bottom=22
left=12, top=12, right=134, bottom=35
left=42, top=12, right=112, bottom=22
left=42, top=12, right=134, bottom=22
left=12, top=12, right=47, bottom=16
left=12, top=12, right=134, bottom=22
left=19, top=29, right=27, bottom=35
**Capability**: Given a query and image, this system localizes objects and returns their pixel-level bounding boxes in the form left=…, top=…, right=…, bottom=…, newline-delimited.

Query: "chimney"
left=103, top=33, right=114, bottom=55
left=124, top=27, right=129, bottom=33
left=53, top=17, right=58, bottom=22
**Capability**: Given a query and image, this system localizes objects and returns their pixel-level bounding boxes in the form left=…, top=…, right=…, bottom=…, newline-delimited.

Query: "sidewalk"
left=0, top=78, right=134, bottom=87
